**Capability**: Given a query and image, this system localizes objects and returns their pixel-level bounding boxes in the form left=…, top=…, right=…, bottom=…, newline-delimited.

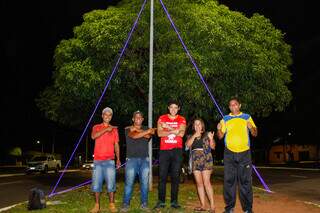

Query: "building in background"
left=269, top=144, right=319, bottom=164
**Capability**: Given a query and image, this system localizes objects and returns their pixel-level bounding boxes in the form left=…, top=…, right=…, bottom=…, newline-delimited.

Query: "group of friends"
left=89, top=97, right=257, bottom=213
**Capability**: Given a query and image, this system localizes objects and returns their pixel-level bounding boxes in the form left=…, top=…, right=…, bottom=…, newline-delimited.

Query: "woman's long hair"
left=192, top=118, right=210, bottom=141
left=192, top=118, right=206, bottom=133
left=192, top=118, right=212, bottom=154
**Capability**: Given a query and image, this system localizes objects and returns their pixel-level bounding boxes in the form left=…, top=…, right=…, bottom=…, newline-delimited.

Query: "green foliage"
left=9, top=147, right=22, bottom=156
left=37, top=0, right=292, bottom=127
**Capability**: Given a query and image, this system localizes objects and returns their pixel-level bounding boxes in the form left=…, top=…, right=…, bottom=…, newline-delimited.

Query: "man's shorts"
left=91, top=160, right=116, bottom=192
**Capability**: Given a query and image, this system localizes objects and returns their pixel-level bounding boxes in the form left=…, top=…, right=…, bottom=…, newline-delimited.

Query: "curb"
left=213, top=165, right=320, bottom=171
left=0, top=201, right=26, bottom=212
left=255, top=166, right=320, bottom=171
left=0, top=173, right=25, bottom=178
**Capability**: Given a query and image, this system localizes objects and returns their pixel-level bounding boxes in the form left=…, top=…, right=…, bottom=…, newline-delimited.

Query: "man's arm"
left=157, top=120, right=185, bottom=137
left=216, top=123, right=225, bottom=140
left=250, top=127, right=258, bottom=137
left=91, top=126, right=114, bottom=140
left=114, top=142, right=121, bottom=168
left=128, top=127, right=156, bottom=139
left=142, top=128, right=156, bottom=139
left=177, top=124, right=186, bottom=137
left=247, top=120, right=258, bottom=137
left=157, top=121, right=172, bottom=137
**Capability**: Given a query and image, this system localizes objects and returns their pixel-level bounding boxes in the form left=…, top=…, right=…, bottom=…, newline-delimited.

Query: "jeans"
left=223, top=148, right=253, bottom=212
left=158, top=148, right=182, bottom=203
left=91, top=160, right=116, bottom=192
left=123, top=157, right=150, bottom=206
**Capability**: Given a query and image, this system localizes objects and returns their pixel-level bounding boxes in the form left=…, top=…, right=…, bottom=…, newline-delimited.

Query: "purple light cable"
left=158, top=0, right=224, bottom=118
left=49, top=180, right=92, bottom=197
left=50, top=162, right=126, bottom=197
left=159, top=0, right=271, bottom=193
left=252, top=165, right=272, bottom=192
left=48, top=0, right=148, bottom=198
left=49, top=158, right=160, bottom=197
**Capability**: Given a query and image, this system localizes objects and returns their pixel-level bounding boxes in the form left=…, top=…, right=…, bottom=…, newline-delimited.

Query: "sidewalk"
left=0, top=165, right=82, bottom=178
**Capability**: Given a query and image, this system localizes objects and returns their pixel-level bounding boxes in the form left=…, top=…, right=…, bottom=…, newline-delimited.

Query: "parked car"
left=26, top=154, right=61, bottom=174
left=82, top=161, right=94, bottom=170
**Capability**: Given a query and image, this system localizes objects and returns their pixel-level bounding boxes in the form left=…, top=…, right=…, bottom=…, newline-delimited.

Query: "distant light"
left=273, top=137, right=281, bottom=143
left=288, top=132, right=292, bottom=136
left=36, top=140, right=40, bottom=144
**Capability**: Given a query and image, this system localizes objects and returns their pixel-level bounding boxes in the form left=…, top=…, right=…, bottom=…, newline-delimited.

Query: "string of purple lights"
left=158, top=0, right=224, bottom=118
left=252, top=165, right=272, bottom=192
left=49, top=160, right=159, bottom=197
left=158, top=0, right=272, bottom=193
left=48, top=0, right=148, bottom=197
left=49, top=0, right=271, bottom=197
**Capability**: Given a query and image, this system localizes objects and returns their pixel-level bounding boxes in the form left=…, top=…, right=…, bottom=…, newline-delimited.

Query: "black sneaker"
left=170, top=202, right=181, bottom=209
left=153, top=202, right=165, bottom=209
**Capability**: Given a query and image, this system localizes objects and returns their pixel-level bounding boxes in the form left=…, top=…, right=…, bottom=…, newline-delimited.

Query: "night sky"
left=2, top=0, right=320, bottom=157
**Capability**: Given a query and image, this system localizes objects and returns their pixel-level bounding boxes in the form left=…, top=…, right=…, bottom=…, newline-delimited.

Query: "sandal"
left=194, top=207, right=208, bottom=211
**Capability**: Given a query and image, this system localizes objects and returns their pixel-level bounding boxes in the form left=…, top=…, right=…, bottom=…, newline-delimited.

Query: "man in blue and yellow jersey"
left=217, top=97, right=257, bottom=213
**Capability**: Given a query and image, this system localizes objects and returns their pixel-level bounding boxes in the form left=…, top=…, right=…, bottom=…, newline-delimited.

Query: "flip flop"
left=194, top=207, right=208, bottom=211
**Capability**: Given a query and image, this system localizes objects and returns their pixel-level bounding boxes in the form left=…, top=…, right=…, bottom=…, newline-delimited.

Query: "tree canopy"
left=37, top=0, right=292, bottom=127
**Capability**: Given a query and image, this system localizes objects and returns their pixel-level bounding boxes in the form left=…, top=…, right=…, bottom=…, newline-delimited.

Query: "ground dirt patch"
left=182, top=179, right=319, bottom=213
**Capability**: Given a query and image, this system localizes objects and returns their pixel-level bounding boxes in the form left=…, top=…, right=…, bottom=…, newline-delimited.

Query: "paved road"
left=213, top=166, right=320, bottom=206
left=0, top=170, right=91, bottom=209
left=0, top=166, right=319, bottom=209
left=253, top=167, right=320, bottom=205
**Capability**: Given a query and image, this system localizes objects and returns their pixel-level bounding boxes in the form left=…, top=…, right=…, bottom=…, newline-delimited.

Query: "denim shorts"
left=91, top=160, right=116, bottom=192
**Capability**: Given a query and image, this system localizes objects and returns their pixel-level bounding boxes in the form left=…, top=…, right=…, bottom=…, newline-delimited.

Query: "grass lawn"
left=4, top=172, right=269, bottom=213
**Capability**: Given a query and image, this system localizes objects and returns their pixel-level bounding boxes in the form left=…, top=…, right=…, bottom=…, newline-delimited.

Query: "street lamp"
left=36, top=140, right=44, bottom=153
left=283, top=132, right=292, bottom=163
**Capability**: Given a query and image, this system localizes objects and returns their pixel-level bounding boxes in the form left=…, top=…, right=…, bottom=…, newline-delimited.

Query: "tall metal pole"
left=148, top=0, right=154, bottom=191
left=52, top=127, right=55, bottom=154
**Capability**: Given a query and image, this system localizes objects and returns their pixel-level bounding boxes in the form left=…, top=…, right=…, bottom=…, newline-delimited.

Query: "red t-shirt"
left=158, top=114, right=186, bottom=150
left=92, top=123, right=119, bottom=160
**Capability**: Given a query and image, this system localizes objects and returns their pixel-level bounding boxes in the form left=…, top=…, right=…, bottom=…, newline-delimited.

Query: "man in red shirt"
left=90, top=107, right=121, bottom=213
left=154, top=100, right=186, bottom=209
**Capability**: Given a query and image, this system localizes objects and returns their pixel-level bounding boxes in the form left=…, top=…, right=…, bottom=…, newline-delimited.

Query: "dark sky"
left=1, top=0, right=320, bottom=155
